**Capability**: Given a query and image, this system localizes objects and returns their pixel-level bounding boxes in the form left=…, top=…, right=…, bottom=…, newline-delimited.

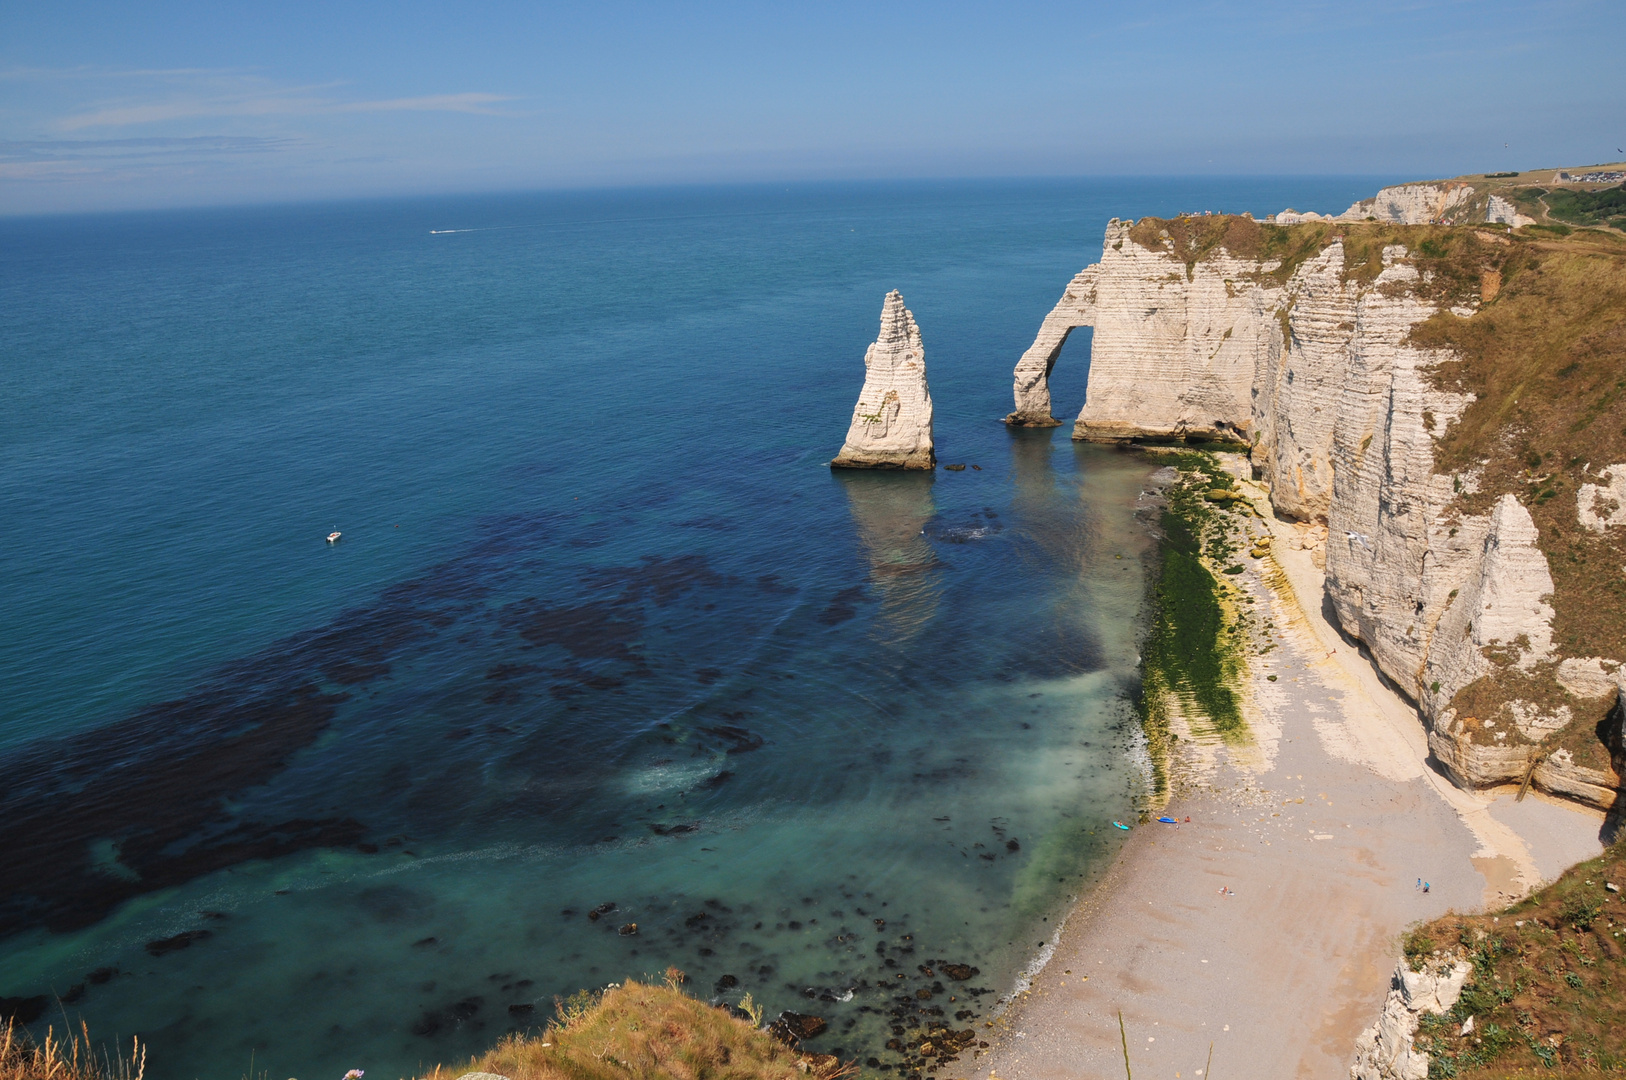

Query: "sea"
left=0, top=176, right=1388, bottom=1080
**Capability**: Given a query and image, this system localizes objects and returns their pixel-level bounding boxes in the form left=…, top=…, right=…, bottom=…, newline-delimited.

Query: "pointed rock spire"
left=831, top=291, right=935, bottom=470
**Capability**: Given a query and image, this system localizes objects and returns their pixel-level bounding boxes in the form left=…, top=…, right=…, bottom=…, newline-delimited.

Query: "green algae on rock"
left=1136, top=450, right=1252, bottom=802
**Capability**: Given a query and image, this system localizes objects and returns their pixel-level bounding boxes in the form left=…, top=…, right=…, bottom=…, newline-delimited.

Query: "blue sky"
left=2, top=0, right=1621, bottom=213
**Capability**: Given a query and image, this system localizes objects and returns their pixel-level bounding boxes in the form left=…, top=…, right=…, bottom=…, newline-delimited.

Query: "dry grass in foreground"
left=421, top=969, right=854, bottom=1080
left=0, top=1019, right=144, bottom=1080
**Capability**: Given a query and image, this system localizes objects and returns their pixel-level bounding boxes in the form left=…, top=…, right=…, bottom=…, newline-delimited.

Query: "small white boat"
left=327, top=531, right=342, bottom=544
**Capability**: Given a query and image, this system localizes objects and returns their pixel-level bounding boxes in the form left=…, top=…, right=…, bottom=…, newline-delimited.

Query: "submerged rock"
left=770, top=1011, right=828, bottom=1041
left=145, top=930, right=211, bottom=957
left=0, top=995, right=46, bottom=1025
left=831, top=291, right=935, bottom=471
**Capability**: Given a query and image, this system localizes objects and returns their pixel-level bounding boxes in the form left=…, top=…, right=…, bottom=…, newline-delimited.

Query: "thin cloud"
left=332, top=93, right=515, bottom=114
left=0, top=135, right=297, bottom=181
left=59, top=89, right=517, bottom=129
left=0, top=136, right=296, bottom=161
left=0, top=65, right=247, bottom=81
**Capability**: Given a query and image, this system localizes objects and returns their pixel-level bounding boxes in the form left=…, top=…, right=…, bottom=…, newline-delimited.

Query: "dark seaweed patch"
left=817, top=586, right=872, bottom=626
left=145, top=930, right=212, bottom=957
left=584, top=554, right=728, bottom=608
left=675, top=516, right=734, bottom=532
left=411, top=995, right=485, bottom=1038
left=699, top=726, right=765, bottom=754
left=0, top=525, right=765, bottom=956
left=501, top=601, right=645, bottom=662
left=0, top=515, right=560, bottom=937
left=485, top=663, right=540, bottom=681
left=0, top=668, right=363, bottom=935
left=356, top=885, right=433, bottom=923
left=0, top=996, right=47, bottom=1024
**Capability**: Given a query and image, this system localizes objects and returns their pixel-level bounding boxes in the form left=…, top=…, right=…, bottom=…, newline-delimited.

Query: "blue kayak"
left=1111, top=821, right=1130, bottom=830
left=1158, top=817, right=1178, bottom=824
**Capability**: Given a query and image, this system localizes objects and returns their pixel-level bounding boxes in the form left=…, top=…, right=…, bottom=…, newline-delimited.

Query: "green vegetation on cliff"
left=1137, top=450, right=1252, bottom=799
left=1403, top=837, right=1626, bottom=1077
left=1508, top=183, right=1626, bottom=232
left=1419, top=227, right=1626, bottom=772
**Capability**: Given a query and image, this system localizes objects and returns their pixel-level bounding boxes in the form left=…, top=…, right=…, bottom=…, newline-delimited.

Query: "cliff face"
left=832, top=290, right=935, bottom=470
left=1273, top=182, right=1538, bottom=228
left=1007, top=220, right=1273, bottom=445
left=1011, top=214, right=1626, bottom=810
left=1342, top=182, right=1480, bottom=224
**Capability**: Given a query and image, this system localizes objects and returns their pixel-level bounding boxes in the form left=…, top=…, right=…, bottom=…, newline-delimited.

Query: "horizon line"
left=0, top=169, right=1458, bottom=222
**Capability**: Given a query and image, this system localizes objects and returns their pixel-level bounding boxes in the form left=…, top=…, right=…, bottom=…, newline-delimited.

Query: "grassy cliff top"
left=1434, top=161, right=1626, bottom=189
left=1418, top=227, right=1626, bottom=768
left=421, top=970, right=853, bottom=1080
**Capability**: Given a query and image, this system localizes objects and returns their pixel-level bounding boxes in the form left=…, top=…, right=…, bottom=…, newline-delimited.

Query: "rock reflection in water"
left=1007, top=426, right=1098, bottom=574
left=834, top=471, right=942, bottom=643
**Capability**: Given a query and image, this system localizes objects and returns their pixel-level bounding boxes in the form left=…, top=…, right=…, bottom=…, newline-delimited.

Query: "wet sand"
left=973, top=492, right=1609, bottom=1080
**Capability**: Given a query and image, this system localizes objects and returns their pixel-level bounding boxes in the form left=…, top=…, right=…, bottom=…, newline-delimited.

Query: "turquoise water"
left=0, top=178, right=1385, bottom=1079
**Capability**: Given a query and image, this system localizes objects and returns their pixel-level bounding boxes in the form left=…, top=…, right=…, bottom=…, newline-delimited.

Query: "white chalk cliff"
left=1011, top=216, right=1623, bottom=810
left=1268, top=183, right=1536, bottom=228
left=1350, top=958, right=1473, bottom=1080
left=1340, top=182, right=1479, bottom=224
left=832, top=291, right=935, bottom=470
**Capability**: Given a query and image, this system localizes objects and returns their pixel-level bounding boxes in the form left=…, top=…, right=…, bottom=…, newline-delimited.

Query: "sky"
left=2, top=0, right=1622, bottom=214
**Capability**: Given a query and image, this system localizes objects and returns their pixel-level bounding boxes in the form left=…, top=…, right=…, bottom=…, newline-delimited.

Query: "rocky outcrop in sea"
left=831, top=290, right=935, bottom=470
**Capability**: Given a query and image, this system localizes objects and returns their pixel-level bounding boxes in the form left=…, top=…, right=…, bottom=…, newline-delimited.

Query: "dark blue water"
left=0, top=177, right=1389, bottom=1079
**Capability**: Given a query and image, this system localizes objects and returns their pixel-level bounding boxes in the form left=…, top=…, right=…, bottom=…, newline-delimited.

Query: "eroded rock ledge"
left=832, top=290, right=935, bottom=470
left=1010, top=211, right=1626, bottom=811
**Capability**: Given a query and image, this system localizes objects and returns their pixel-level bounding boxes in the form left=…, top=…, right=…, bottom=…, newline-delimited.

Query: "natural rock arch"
left=1005, top=266, right=1099, bottom=427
